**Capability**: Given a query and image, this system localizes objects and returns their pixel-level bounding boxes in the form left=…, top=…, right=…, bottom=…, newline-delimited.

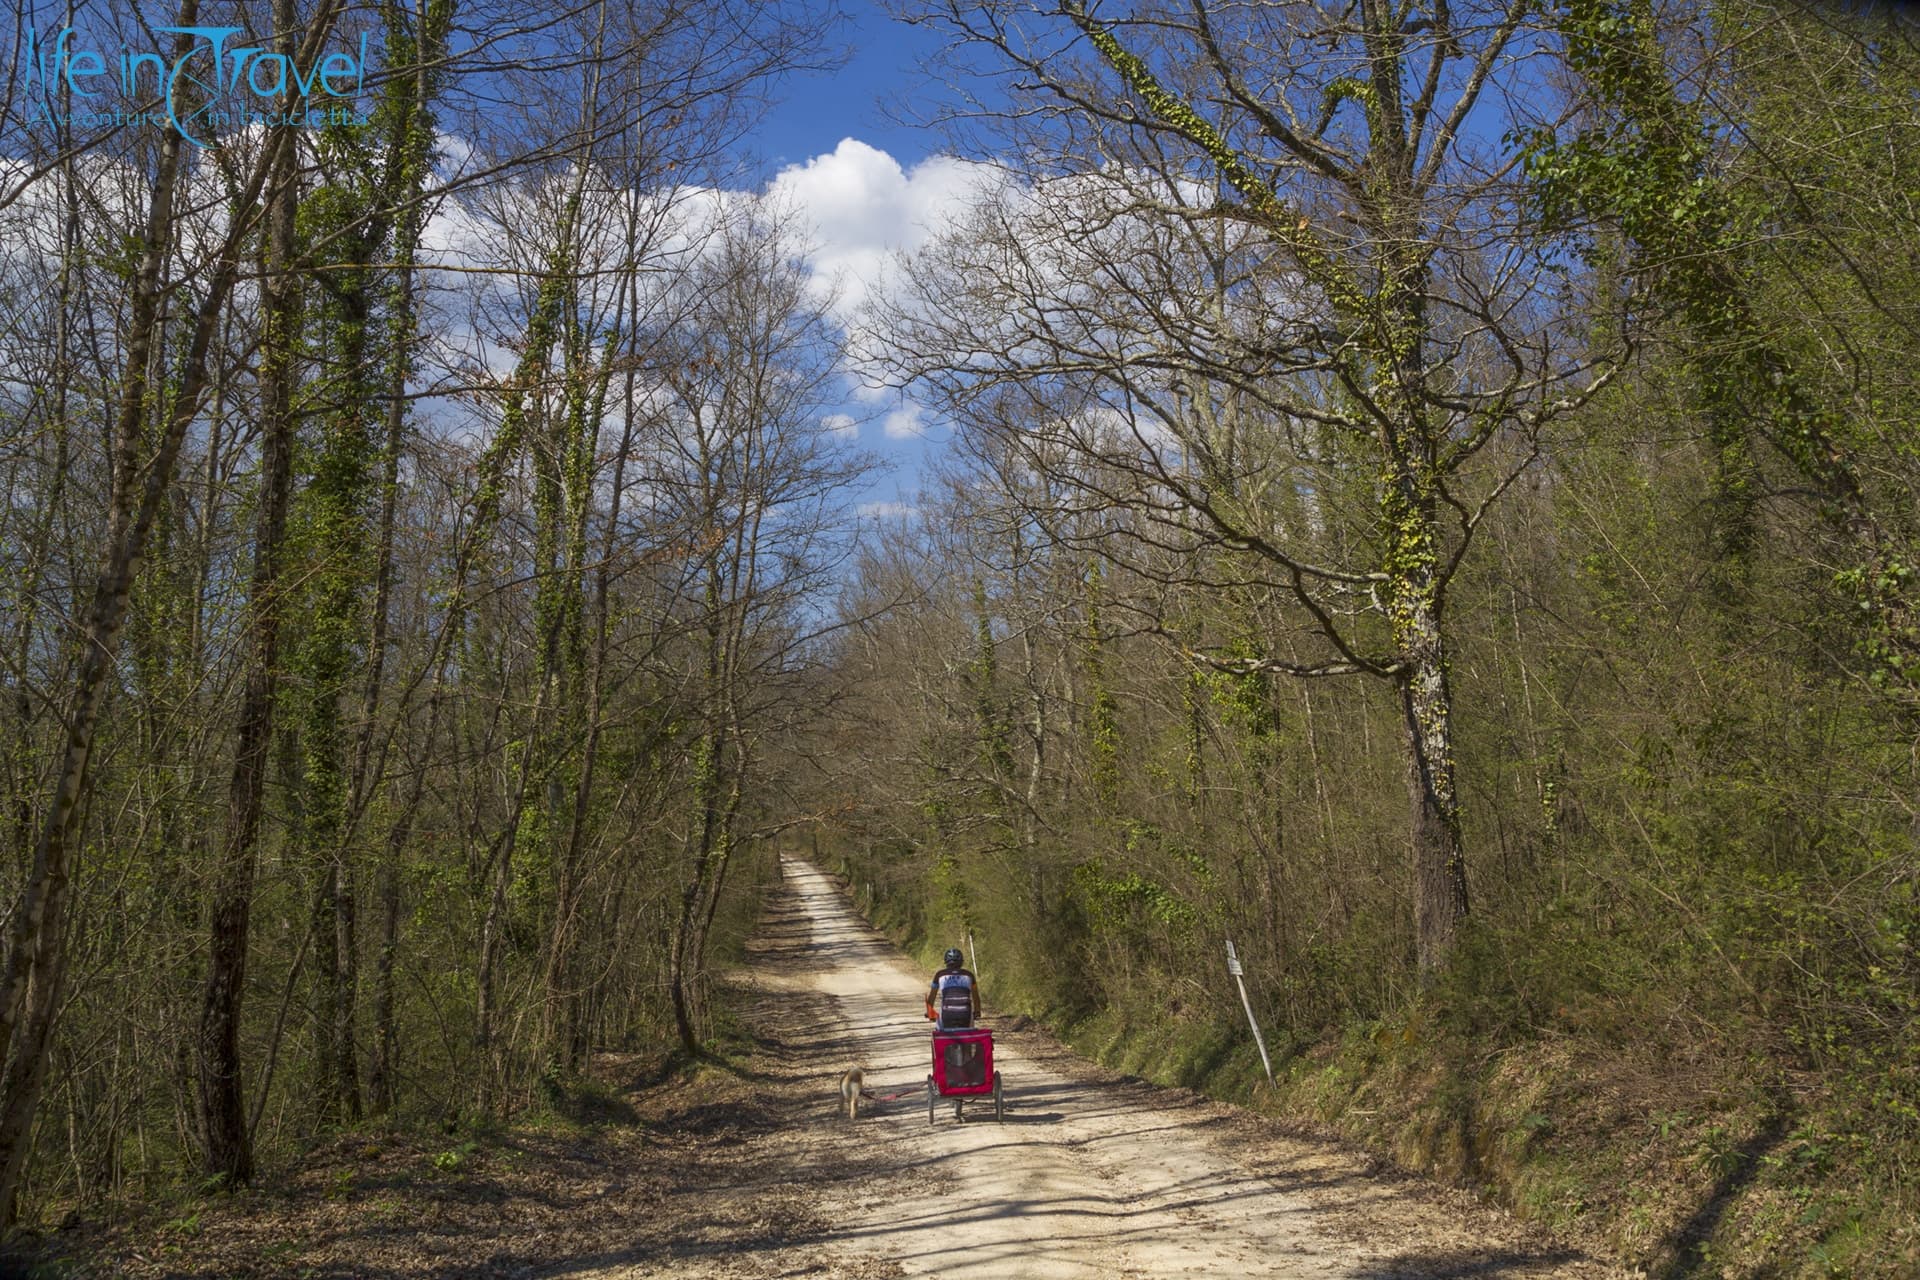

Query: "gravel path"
left=571, top=857, right=1621, bottom=1279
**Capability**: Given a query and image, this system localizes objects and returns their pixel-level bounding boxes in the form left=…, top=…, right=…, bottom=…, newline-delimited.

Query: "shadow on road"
left=1347, top=1248, right=1592, bottom=1278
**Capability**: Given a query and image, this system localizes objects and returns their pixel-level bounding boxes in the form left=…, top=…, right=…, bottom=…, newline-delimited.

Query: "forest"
left=0, top=0, right=1915, bottom=1275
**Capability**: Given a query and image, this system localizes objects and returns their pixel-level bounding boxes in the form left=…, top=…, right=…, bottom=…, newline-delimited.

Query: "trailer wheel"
left=926, top=1076, right=936, bottom=1124
left=993, top=1071, right=1004, bottom=1123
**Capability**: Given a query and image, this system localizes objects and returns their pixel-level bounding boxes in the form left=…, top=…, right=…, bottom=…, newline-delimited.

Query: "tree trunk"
left=541, top=343, right=632, bottom=1078
left=301, top=276, right=378, bottom=1125
left=196, top=64, right=302, bottom=1178
left=362, top=287, right=412, bottom=1119
left=1375, top=200, right=1471, bottom=974
left=1391, top=562, right=1470, bottom=973
left=669, top=729, right=726, bottom=1058
left=474, top=758, right=534, bottom=1115
left=331, top=867, right=360, bottom=1120
left=5, top=145, right=79, bottom=880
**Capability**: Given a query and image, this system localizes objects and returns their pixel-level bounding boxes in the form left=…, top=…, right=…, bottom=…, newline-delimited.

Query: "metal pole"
left=1225, top=940, right=1273, bottom=1082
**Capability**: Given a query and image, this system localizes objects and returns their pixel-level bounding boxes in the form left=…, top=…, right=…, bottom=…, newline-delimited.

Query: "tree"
left=887, top=0, right=1610, bottom=970
left=194, top=0, right=308, bottom=1183
left=0, top=0, right=844, bottom=1221
left=1522, top=0, right=1920, bottom=699
left=654, top=213, right=872, bottom=1053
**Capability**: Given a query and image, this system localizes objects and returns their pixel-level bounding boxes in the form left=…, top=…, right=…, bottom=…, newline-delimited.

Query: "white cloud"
left=769, top=138, right=1000, bottom=324
left=882, top=401, right=928, bottom=439
left=392, top=136, right=986, bottom=450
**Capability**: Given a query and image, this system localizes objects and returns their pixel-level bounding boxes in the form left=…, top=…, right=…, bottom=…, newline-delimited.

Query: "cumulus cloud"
left=882, top=401, right=929, bottom=439
left=400, top=136, right=987, bottom=447
left=769, top=138, right=999, bottom=324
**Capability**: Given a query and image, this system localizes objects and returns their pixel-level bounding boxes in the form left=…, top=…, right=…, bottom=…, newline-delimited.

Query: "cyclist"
left=925, top=947, right=980, bottom=1029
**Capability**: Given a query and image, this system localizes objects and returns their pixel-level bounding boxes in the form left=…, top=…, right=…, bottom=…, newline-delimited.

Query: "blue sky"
left=751, top=1, right=953, bottom=174
left=742, top=1, right=979, bottom=520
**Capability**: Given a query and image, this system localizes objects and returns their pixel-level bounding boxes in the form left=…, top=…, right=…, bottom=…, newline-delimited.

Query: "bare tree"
left=883, top=0, right=1612, bottom=971
left=653, top=212, right=872, bottom=1053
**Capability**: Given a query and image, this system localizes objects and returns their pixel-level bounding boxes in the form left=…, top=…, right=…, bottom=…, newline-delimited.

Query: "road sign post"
left=1225, top=940, right=1273, bottom=1083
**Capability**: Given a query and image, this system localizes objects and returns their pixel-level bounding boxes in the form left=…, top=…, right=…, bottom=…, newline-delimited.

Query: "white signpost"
left=1225, top=940, right=1274, bottom=1083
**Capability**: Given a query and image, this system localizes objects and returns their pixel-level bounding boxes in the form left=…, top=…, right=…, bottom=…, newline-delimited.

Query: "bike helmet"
left=944, top=947, right=964, bottom=968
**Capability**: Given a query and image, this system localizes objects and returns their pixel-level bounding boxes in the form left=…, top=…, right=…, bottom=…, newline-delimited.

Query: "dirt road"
left=603, top=856, right=1619, bottom=1280
left=25, top=859, right=1621, bottom=1279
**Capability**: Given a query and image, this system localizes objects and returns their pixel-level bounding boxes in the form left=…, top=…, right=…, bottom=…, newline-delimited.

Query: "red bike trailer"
left=927, top=1027, right=1003, bottom=1123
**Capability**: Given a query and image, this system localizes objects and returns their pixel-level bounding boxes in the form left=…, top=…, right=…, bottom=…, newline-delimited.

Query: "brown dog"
left=839, top=1067, right=865, bottom=1120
